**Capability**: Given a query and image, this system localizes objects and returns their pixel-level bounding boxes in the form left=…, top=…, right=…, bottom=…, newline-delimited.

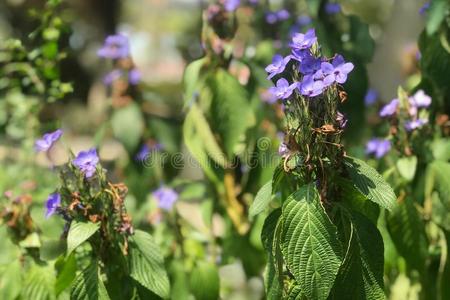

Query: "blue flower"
left=73, top=148, right=99, bottom=178
left=97, top=34, right=130, bottom=59
left=224, top=0, right=240, bottom=12
left=269, top=78, right=297, bottom=100
left=366, top=138, right=391, bottom=158
left=319, top=55, right=354, bottom=85
left=299, top=76, right=324, bottom=97
left=364, top=89, right=378, bottom=106
left=290, top=28, right=317, bottom=51
left=152, top=186, right=178, bottom=211
left=379, top=98, right=399, bottom=117
left=325, top=3, right=341, bottom=15
left=299, top=53, right=321, bottom=75
left=405, top=119, right=428, bottom=131
left=34, top=129, right=63, bottom=152
left=135, top=143, right=163, bottom=162
left=297, top=15, right=312, bottom=27
left=276, top=9, right=290, bottom=21
left=45, top=193, right=61, bottom=218
left=419, top=2, right=430, bottom=15
left=265, top=54, right=291, bottom=79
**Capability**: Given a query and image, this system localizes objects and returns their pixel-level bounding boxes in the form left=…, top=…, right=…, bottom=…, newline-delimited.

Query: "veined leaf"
left=387, top=199, right=428, bottom=272
left=344, top=156, right=396, bottom=211
left=128, top=230, right=170, bottom=299
left=55, top=253, right=77, bottom=295
left=207, top=69, right=252, bottom=158
left=0, top=259, right=22, bottom=300
left=189, top=262, right=220, bottom=300
left=67, top=220, right=100, bottom=255
left=331, top=210, right=385, bottom=299
left=249, top=181, right=272, bottom=218
left=22, top=264, right=56, bottom=300
left=281, top=184, right=342, bottom=300
left=287, top=285, right=305, bottom=300
left=70, top=261, right=110, bottom=300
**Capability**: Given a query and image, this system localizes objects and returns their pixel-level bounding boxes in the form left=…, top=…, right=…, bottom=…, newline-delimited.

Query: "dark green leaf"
left=71, top=261, right=110, bottom=300
left=189, top=262, right=220, bottom=300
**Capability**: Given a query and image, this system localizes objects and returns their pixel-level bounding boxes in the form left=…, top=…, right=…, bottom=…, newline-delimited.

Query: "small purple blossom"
left=419, top=2, right=430, bottom=15
left=97, top=34, right=130, bottom=59
left=45, top=193, right=61, bottom=218
left=364, top=89, right=378, bottom=106
left=276, top=9, right=290, bottom=21
left=73, top=148, right=99, bottom=178
left=319, top=55, right=354, bottom=84
left=135, top=143, right=163, bottom=162
left=269, top=78, right=297, bottom=100
left=34, top=129, right=63, bottom=152
left=128, top=68, right=141, bottom=85
left=103, top=69, right=122, bottom=85
left=325, top=3, right=341, bottom=15
left=410, top=90, right=431, bottom=108
left=366, top=138, right=391, bottom=158
left=265, top=12, right=278, bottom=24
left=297, top=15, right=312, bottom=27
left=379, top=98, right=399, bottom=117
left=290, top=29, right=317, bottom=51
left=278, top=142, right=289, bottom=157
left=224, top=0, right=240, bottom=11
left=299, top=54, right=321, bottom=75
left=299, top=76, right=325, bottom=97
left=336, top=111, right=348, bottom=128
left=405, top=119, right=428, bottom=131
left=265, top=54, right=291, bottom=79
left=152, top=186, right=178, bottom=211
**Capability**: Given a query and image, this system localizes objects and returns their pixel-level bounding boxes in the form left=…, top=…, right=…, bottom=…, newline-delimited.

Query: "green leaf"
left=261, top=209, right=283, bottom=300
left=111, top=103, right=144, bottom=152
left=281, top=184, right=342, bottom=300
left=249, top=181, right=272, bottom=218
left=287, top=285, right=305, bottom=300
left=183, top=57, right=207, bottom=107
left=189, top=262, right=220, bottom=300
left=207, top=69, right=252, bottom=158
left=396, top=156, right=417, bottom=181
left=71, top=261, right=110, bottom=300
left=426, top=0, right=449, bottom=35
left=0, top=259, right=22, bottom=300
left=128, top=230, right=170, bottom=299
left=344, top=156, right=397, bottom=211
left=426, top=161, right=450, bottom=205
left=387, top=199, right=428, bottom=272
left=331, top=211, right=385, bottom=299
left=55, top=254, right=77, bottom=295
left=22, top=264, right=56, bottom=300
left=67, top=220, right=100, bottom=255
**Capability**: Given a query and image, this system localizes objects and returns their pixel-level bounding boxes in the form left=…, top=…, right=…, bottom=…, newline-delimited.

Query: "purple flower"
left=320, top=55, right=354, bottom=84
left=299, top=76, right=324, bottom=97
left=325, top=3, right=341, bottom=15
left=269, top=78, right=297, bottom=100
left=419, top=2, right=430, bottom=15
left=128, top=68, right=141, bottom=85
left=276, top=9, right=290, bottom=21
left=265, top=54, right=291, bottom=79
left=299, top=53, right=321, bottom=75
left=97, top=34, right=130, bottom=59
left=297, top=15, right=312, bottom=27
left=290, top=28, right=317, bottom=51
left=405, top=119, right=428, bottom=131
left=45, top=193, right=61, bottom=218
left=135, top=143, right=163, bottom=162
left=366, top=138, right=391, bottom=158
left=265, top=12, right=278, bottom=24
left=34, top=129, right=63, bottom=152
left=152, top=186, right=178, bottom=211
left=103, top=69, right=122, bottom=85
left=336, top=111, right=348, bottom=128
left=278, top=142, right=289, bottom=157
left=73, top=148, right=99, bottom=178
left=379, top=98, right=399, bottom=117
left=364, top=89, right=378, bottom=106
left=224, top=0, right=240, bottom=11
left=410, top=90, right=431, bottom=108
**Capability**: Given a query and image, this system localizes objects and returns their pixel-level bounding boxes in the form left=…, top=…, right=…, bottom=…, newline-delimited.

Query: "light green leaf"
left=71, top=261, right=110, bottom=300
left=249, top=181, right=272, bottom=218
left=111, top=102, right=144, bottom=152
left=287, top=285, right=305, bottom=300
left=55, top=254, right=77, bottom=295
left=189, top=262, right=220, bottom=300
left=331, top=211, right=385, bottom=299
left=426, top=0, right=449, bottom=35
left=67, top=220, right=100, bottom=255
left=207, top=69, right=252, bottom=158
left=281, top=184, right=342, bottom=300
left=396, top=156, right=417, bottom=181
left=128, top=230, right=170, bottom=299
left=344, top=156, right=397, bottom=211
left=22, top=264, right=56, bottom=300
left=426, top=161, right=450, bottom=205
left=183, top=57, right=207, bottom=108
left=387, top=199, right=428, bottom=272
left=0, top=259, right=22, bottom=300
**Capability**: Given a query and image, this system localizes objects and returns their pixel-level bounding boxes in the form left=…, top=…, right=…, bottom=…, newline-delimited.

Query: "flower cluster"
left=265, top=29, right=354, bottom=101
left=265, top=9, right=290, bottom=24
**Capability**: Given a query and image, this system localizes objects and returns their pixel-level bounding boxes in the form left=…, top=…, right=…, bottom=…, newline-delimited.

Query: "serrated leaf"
left=387, top=199, right=428, bottom=272
left=128, top=230, right=170, bottom=299
left=67, top=220, right=100, bottom=255
left=0, top=259, right=22, bottom=300
left=70, top=261, right=110, bottom=300
left=207, top=69, right=252, bottom=158
left=344, top=156, right=396, bottom=211
left=22, top=264, right=56, bottom=300
left=281, top=184, right=342, bottom=300
left=249, top=181, right=272, bottom=217
left=331, top=211, right=385, bottom=299
left=396, top=156, right=417, bottom=181
left=287, top=285, right=305, bottom=300
left=189, top=262, right=220, bottom=300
